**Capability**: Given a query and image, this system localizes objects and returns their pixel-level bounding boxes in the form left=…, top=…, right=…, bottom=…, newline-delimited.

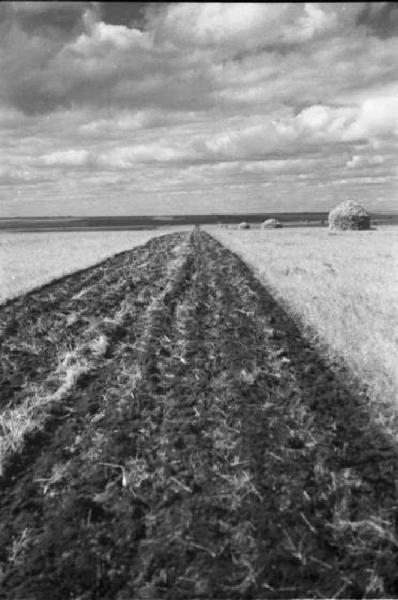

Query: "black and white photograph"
left=0, top=2, right=398, bottom=598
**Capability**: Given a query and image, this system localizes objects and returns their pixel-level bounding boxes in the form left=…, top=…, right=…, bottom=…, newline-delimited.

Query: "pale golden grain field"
left=0, top=230, right=170, bottom=304
left=207, top=225, right=398, bottom=409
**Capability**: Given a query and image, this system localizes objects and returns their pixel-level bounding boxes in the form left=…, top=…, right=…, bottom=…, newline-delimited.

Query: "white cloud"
left=0, top=165, right=46, bottom=186
left=190, top=105, right=358, bottom=161
left=298, top=3, right=336, bottom=39
left=1, top=1, right=398, bottom=214
left=72, top=20, right=151, bottom=54
left=40, top=149, right=91, bottom=167
left=79, top=111, right=152, bottom=134
left=346, top=154, right=384, bottom=168
left=38, top=143, right=196, bottom=170
left=154, top=3, right=345, bottom=51
left=346, top=96, right=398, bottom=139
left=101, top=144, right=193, bottom=167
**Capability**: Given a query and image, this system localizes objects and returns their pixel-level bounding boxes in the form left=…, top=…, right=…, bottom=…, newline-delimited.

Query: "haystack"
left=328, top=201, right=370, bottom=231
left=261, top=218, right=283, bottom=229
left=238, top=221, right=250, bottom=229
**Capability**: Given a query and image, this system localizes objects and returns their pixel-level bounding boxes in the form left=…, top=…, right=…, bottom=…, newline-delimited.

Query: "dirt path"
left=0, top=231, right=397, bottom=599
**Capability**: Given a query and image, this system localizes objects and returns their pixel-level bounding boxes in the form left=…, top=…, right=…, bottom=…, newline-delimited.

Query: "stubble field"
left=0, top=229, right=397, bottom=599
left=209, top=225, right=398, bottom=411
left=0, top=230, right=173, bottom=304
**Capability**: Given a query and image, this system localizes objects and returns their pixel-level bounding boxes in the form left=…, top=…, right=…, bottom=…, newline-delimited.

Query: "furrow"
left=0, top=233, right=184, bottom=411
left=0, top=232, right=196, bottom=598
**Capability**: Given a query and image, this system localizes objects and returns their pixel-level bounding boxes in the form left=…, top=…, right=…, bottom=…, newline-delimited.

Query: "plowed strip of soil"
left=0, top=230, right=397, bottom=599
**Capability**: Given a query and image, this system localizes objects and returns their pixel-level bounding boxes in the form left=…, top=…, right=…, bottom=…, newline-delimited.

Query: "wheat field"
left=0, top=230, right=169, bottom=304
left=208, top=225, right=398, bottom=411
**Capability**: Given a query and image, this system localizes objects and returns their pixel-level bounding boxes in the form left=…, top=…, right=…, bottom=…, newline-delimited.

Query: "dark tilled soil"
left=0, top=230, right=398, bottom=599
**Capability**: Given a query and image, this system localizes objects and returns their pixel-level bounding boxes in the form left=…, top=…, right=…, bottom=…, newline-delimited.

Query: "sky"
left=0, top=2, right=398, bottom=217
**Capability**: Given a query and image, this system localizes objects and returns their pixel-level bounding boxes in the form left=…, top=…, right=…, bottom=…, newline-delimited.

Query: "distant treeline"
left=0, top=212, right=397, bottom=231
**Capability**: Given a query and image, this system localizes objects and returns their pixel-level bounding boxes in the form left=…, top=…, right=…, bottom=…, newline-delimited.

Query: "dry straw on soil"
left=261, top=219, right=283, bottom=229
left=328, top=200, right=371, bottom=231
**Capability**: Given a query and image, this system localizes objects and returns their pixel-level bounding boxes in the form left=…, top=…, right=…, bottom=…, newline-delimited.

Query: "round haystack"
left=261, top=218, right=283, bottom=229
left=328, top=201, right=370, bottom=231
left=238, top=221, right=250, bottom=229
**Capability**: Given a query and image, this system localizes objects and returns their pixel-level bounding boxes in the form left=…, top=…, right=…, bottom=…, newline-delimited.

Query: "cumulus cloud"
left=0, top=165, right=49, bottom=187
left=346, top=154, right=385, bottom=169
left=1, top=1, right=397, bottom=119
left=189, top=104, right=362, bottom=162
left=1, top=2, right=397, bottom=215
left=153, top=3, right=345, bottom=51
left=346, top=95, right=398, bottom=139
left=101, top=144, right=195, bottom=167
left=40, top=149, right=92, bottom=167
left=39, top=143, right=196, bottom=170
left=71, top=19, right=151, bottom=53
